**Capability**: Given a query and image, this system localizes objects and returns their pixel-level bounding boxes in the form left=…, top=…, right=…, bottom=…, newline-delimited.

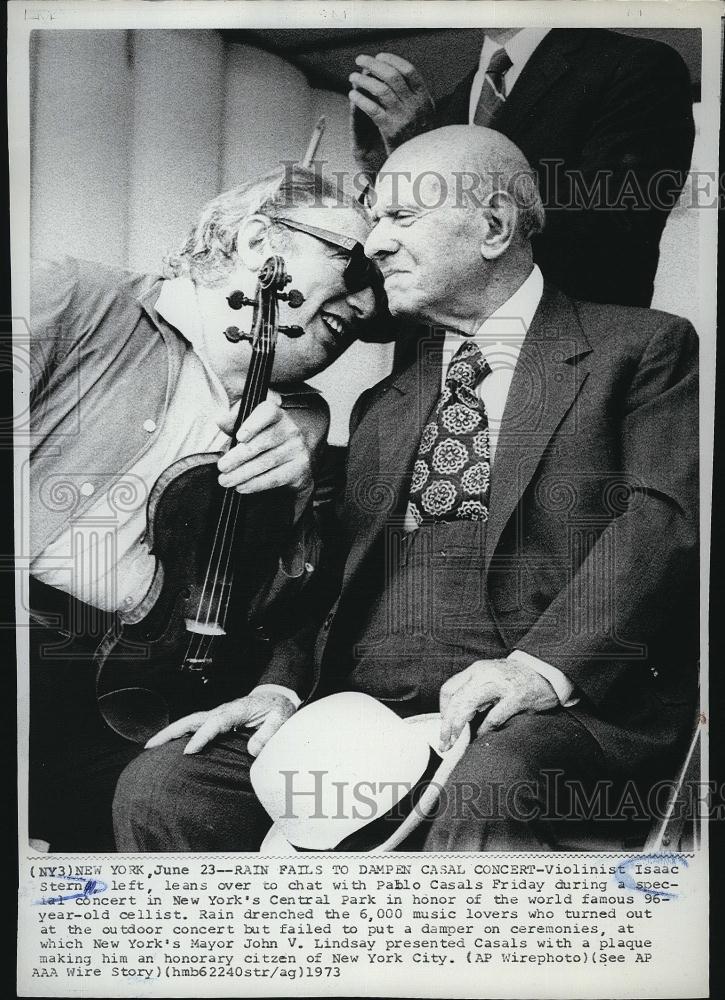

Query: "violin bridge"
left=183, top=657, right=213, bottom=672
left=184, top=619, right=227, bottom=636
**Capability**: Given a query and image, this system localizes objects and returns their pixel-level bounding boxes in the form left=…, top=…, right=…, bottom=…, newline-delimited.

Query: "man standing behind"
left=115, top=128, right=698, bottom=852
left=350, top=28, right=695, bottom=306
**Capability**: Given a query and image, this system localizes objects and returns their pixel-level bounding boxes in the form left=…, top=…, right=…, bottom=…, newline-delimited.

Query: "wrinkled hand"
left=349, top=53, right=435, bottom=154
left=217, top=392, right=313, bottom=497
left=144, top=689, right=297, bottom=756
left=439, top=659, right=559, bottom=752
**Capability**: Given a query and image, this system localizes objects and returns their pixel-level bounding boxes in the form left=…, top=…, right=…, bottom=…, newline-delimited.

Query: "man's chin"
left=386, top=292, right=422, bottom=320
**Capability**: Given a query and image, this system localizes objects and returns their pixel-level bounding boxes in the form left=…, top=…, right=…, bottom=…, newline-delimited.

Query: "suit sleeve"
left=515, top=317, right=699, bottom=705
left=535, top=42, right=695, bottom=305
left=29, top=257, right=82, bottom=400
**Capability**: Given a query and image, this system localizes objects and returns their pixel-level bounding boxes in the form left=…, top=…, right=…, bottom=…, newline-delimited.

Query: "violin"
left=95, top=256, right=307, bottom=744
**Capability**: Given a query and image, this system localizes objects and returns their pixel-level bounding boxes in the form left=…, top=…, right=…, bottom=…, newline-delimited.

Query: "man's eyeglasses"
left=272, top=215, right=376, bottom=294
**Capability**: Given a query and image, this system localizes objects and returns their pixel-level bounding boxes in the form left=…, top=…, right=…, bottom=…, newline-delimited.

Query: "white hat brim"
left=259, top=713, right=470, bottom=854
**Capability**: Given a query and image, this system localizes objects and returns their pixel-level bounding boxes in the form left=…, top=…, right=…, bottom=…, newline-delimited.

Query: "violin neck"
left=231, top=344, right=275, bottom=440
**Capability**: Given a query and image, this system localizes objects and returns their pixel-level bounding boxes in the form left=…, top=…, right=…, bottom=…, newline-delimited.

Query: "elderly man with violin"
left=115, top=126, right=698, bottom=854
left=28, top=165, right=380, bottom=851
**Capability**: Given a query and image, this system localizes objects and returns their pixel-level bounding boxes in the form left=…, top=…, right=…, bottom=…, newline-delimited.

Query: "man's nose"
left=364, top=221, right=398, bottom=260
left=346, top=284, right=376, bottom=321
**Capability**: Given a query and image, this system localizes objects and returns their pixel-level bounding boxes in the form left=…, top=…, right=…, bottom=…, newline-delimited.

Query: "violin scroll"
left=224, top=256, right=305, bottom=344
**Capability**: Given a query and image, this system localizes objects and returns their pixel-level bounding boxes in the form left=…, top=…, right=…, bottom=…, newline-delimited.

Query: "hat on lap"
left=250, top=692, right=470, bottom=853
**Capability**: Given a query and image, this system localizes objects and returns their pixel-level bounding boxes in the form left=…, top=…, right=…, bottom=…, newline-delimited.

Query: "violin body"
left=95, top=453, right=294, bottom=744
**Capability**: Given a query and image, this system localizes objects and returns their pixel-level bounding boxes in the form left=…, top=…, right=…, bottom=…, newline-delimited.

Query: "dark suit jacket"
left=361, top=29, right=695, bottom=308
left=262, top=285, right=699, bottom=777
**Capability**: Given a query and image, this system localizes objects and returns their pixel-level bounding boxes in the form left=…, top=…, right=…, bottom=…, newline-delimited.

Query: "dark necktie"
left=472, top=46, right=513, bottom=127
left=407, top=341, right=492, bottom=525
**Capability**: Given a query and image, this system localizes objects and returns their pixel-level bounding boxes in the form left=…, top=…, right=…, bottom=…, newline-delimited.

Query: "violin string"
left=184, top=263, right=282, bottom=673
left=197, top=360, right=269, bottom=665
left=187, top=362, right=262, bottom=665
left=182, top=297, right=262, bottom=667
left=182, top=284, right=245, bottom=664
left=181, top=492, right=235, bottom=659
left=186, top=422, right=247, bottom=664
left=184, top=369, right=257, bottom=668
left=218, top=348, right=275, bottom=629
left=212, top=307, right=274, bottom=631
left=195, top=290, right=276, bottom=658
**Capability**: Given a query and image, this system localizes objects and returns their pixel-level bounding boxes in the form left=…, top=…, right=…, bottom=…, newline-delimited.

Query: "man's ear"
left=479, top=191, right=517, bottom=261
left=235, top=214, right=274, bottom=270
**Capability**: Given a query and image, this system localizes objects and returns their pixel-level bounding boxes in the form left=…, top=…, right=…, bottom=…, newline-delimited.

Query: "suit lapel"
left=495, top=29, right=587, bottom=135
left=484, top=286, right=592, bottom=570
left=342, top=329, right=443, bottom=586
left=438, top=31, right=588, bottom=134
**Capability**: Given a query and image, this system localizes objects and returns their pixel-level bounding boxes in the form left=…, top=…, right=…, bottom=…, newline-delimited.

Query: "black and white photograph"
left=11, top=1, right=718, bottom=996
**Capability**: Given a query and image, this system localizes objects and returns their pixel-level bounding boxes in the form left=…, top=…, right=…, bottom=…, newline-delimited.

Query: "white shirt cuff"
left=254, top=684, right=302, bottom=710
left=507, top=650, right=579, bottom=707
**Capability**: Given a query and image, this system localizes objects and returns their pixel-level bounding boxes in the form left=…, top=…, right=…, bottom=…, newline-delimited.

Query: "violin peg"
left=279, top=288, right=305, bottom=308
left=226, top=290, right=254, bottom=310
left=223, top=325, right=252, bottom=343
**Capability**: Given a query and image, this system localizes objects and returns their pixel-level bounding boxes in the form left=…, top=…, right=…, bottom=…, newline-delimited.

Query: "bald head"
left=364, top=126, right=545, bottom=331
left=380, top=125, right=545, bottom=241
left=385, top=125, right=527, bottom=177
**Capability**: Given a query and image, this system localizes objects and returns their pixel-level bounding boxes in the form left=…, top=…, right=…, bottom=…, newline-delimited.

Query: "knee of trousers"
left=443, top=733, right=550, bottom=821
left=464, top=726, right=546, bottom=780
left=112, top=741, right=214, bottom=840
left=112, top=735, right=262, bottom=850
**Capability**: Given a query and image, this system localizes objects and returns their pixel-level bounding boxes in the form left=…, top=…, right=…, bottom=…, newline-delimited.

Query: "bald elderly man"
left=115, top=127, right=698, bottom=851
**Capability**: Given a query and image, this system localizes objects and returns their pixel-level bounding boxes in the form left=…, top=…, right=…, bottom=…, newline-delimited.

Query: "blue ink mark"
left=616, top=853, right=687, bottom=900
left=34, top=878, right=108, bottom=905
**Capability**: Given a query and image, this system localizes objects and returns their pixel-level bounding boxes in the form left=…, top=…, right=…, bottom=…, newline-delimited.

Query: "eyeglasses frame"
left=270, top=214, right=375, bottom=293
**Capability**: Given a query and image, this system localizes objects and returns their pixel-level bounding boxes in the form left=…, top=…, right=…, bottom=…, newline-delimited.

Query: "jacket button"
left=80, top=482, right=95, bottom=497
left=143, top=419, right=157, bottom=433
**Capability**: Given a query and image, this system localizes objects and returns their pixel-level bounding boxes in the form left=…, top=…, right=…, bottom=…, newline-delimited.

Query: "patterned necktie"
left=473, top=46, right=514, bottom=126
left=406, top=341, right=492, bottom=525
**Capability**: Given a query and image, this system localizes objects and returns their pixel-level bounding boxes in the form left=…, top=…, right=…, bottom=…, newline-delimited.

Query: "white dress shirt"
left=468, top=28, right=551, bottom=120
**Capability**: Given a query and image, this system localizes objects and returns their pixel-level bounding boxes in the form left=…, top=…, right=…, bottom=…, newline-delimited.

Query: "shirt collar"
left=153, top=275, right=203, bottom=347
left=444, top=264, right=544, bottom=367
left=153, top=275, right=233, bottom=407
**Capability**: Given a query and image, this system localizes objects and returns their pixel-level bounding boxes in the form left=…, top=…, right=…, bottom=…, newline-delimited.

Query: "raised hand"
left=349, top=53, right=435, bottom=155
